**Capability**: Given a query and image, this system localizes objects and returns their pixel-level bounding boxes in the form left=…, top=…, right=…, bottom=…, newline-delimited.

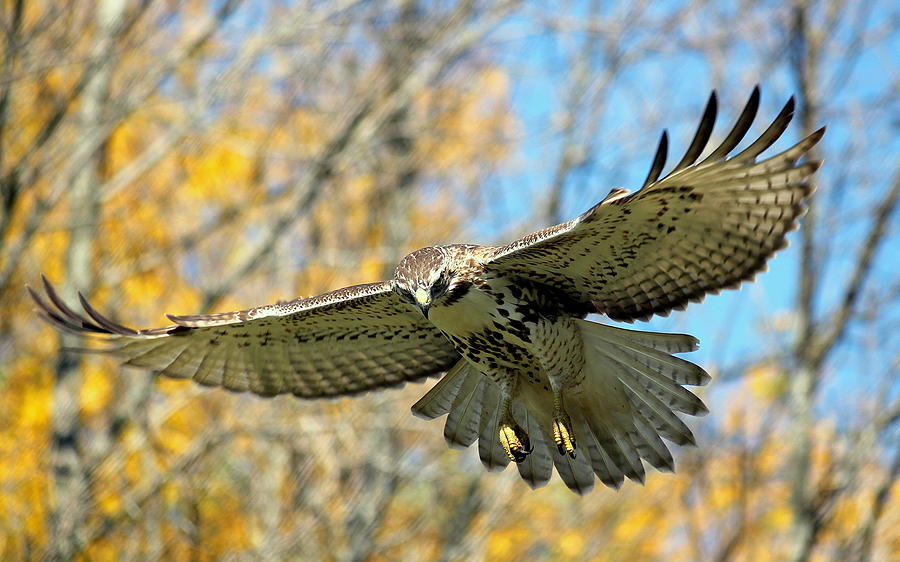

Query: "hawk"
left=32, top=88, right=823, bottom=494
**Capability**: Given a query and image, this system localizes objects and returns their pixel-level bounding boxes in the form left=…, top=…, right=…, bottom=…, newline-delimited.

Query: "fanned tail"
left=410, top=321, right=710, bottom=494
left=569, top=320, right=709, bottom=486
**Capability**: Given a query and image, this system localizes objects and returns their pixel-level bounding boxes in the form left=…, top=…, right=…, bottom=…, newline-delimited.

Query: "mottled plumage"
left=32, top=88, right=824, bottom=494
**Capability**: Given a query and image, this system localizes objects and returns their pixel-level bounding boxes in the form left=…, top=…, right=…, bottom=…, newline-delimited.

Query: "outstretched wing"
left=30, top=276, right=460, bottom=398
left=486, top=87, right=824, bottom=322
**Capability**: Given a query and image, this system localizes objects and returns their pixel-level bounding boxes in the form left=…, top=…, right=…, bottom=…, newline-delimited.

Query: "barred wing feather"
left=31, top=276, right=460, bottom=398
left=487, top=87, right=824, bottom=322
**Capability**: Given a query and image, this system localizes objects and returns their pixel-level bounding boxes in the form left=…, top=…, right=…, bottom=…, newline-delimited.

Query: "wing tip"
left=29, top=275, right=183, bottom=340
left=809, top=125, right=827, bottom=145
left=79, top=291, right=137, bottom=335
left=784, top=95, right=796, bottom=115
left=29, top=275, right=108, bottom=336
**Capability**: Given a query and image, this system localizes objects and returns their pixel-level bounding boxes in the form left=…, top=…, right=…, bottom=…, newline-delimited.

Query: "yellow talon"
left=552, top=415, right=576, bottom=458
left=499, top=422, right=531, bottom=463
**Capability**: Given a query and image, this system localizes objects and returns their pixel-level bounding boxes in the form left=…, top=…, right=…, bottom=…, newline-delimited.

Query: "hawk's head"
left=393, top=245, right=481, bottom=317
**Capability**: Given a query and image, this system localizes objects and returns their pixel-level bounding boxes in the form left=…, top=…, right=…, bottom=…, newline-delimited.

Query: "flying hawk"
left=32, top=88, right=823, bottom=494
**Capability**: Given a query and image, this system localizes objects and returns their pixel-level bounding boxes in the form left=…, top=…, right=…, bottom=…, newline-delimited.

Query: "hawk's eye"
left=431, top=275, right=450, bottom=298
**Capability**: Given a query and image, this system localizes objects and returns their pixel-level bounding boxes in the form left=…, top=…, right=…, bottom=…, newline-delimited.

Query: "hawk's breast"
left=429, top=283, right=500, bottom=334
left=428, top=277, right=548, bottom=386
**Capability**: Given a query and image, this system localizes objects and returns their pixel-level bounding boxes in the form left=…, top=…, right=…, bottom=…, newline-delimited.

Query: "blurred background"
left=1, top=0, right=897, bottom=560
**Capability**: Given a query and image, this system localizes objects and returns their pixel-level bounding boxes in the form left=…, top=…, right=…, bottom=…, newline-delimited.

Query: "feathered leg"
left=535, top=318, right=584, bottom=457
left=551, top=388, right=576, bottom=457
left=496, top=371, right=532, bottom=463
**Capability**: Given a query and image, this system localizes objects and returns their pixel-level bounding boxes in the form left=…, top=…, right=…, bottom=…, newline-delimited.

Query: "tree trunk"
left=49, top=1, right=124, bottom=558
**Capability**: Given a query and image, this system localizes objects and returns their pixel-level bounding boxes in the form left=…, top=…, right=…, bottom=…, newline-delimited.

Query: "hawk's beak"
left=414, top=288, right=431, bottom=318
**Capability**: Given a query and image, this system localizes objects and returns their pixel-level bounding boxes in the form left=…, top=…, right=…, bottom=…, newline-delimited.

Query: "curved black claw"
left=499, top=422, right=532, bottom=464
left=517, top=426, right=532, bottom=454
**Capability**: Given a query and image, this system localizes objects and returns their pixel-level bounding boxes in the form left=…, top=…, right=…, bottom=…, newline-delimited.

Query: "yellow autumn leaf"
left=12, top=359, right=53, bottom=430
left=184, top=142, right=256, bottom=204
left=487, top=526, right=529, bottom=560
left=613, top=505, right=656, bottom=543
left=765, top=504, right=793, bottom=530
left=746, top=362, right=788, bottom=402
left=79, top=361, right=114, bottom=418
left=558, top=529, right=585, bottom=557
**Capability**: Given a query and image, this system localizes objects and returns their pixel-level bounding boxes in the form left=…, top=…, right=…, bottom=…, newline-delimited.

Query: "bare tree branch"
left=0, top=0, right=242, bottom=295
left=199, top=0, right=520, bottom=311
left=49, top=2, right=127, bottom=557
left=810, top=171, right=900, bottom=368
left=852, top=446, right=900, bottom=561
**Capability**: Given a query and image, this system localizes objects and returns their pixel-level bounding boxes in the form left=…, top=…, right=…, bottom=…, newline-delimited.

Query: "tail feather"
left=545, top=426, right=595, bottom=495
left=613, top=429, right=646, bottom=484
left=512, top=404, right=553, bottom=489
left=632, top=416, right=675, bottom=472
left=477, top=384, right=509, bottom=471
left=578, top=419, right=625, bottom=488
left=596, top=340, right=709, bottom=416
left=442, top=368, right=485, bottom=449
left=550, top=450, right=595, bottom=494
left=584, top=415, right=645, bottom=483
left=411, top=360, right=469, bottom=420
left=592, top=329, right=710, bottom=385
left=613, top=361, right=697, bottom=446
left=587, top=336, right=710, bottom=414
left=586, top=323, right=698, bottom=353
left=630, top=360, right=709, bottom=416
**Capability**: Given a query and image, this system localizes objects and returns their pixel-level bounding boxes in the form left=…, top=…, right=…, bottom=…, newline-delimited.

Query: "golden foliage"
left=746, top=361, right=789, bottom=402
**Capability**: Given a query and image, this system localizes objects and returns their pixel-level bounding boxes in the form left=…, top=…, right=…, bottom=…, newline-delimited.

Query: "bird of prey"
left=32, top=88, right=824, bottom=494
